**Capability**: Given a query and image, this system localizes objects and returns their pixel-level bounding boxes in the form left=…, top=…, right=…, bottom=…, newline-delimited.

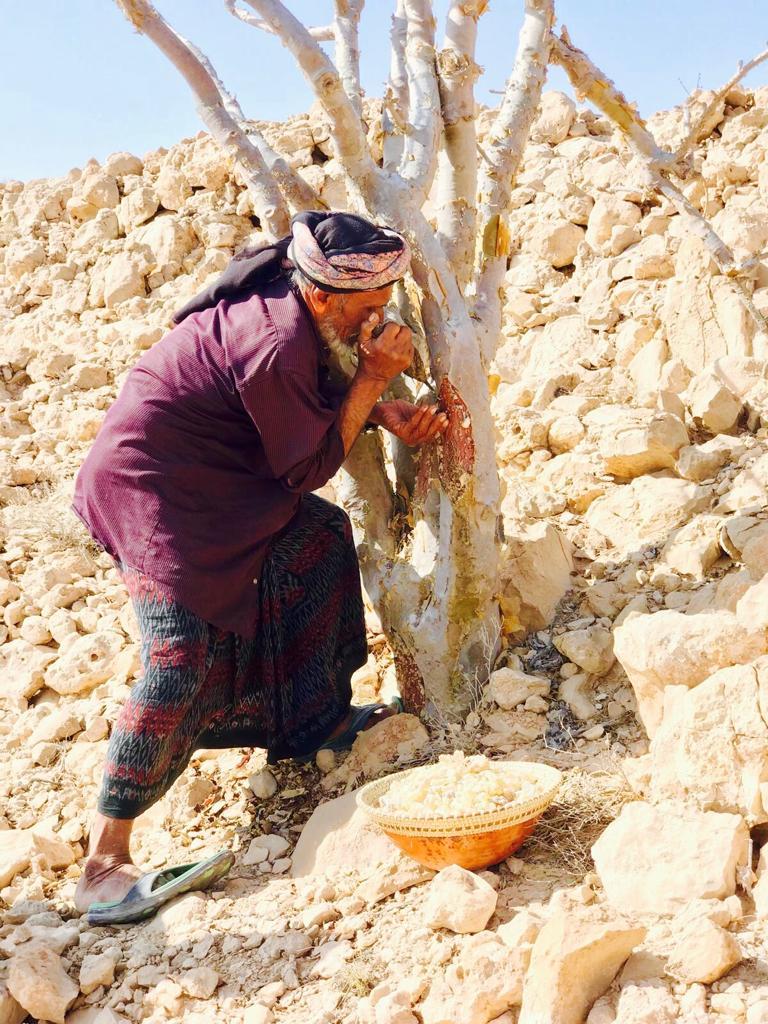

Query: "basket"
left=356, top=760, right=562, bottom=871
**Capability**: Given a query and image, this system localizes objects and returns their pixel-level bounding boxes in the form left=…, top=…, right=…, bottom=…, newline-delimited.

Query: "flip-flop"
left=86, top=850, right=234, bottom=926
left=293, top=698, right=405, bottom=765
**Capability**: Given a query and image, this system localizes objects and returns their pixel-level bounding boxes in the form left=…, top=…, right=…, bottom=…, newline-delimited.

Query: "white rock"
left=45, top=631, right=124, bottom=695
left=586, top=196, right=642, bottom=250
left=685, top=370, right=743, bottom=434
left=613, top=608, right=765, bottom=735
left=529, top=220, right=584, bottom=269
left=531, top=91, right=576, bottom=145
left=518, top=906, right=645, bottom=1024
left=0, top=981, right=26, bottom=1024
left=242, top=841, right=270, bottom=866
left=584, top=475, right=711, bottom=562
left=243, top=1006, right=273, bottom=1024
left=420, top=932, right=529, bottom=1024
left=424, top=865, right=498, bottom=934
left=248, top=768, right=278, bottom=799
left=485, top=667, right=550, bottom=709
left=8, top=944, right=79, bottom=1024
left=321, top=714, right=429, bottom=791
left=591, top=801, right=748, bottom=915
left=642, top=657, right=768, bottom=822
left=553, top=625, right=614, bottom=677
left=79, top=953, right=116, bottom=995
left=666, top=918, right=741, bottom=983
left=103, top=254, right=145, bottom=307
left=599, top=412, right=689, bottom=478
left=179, top=966, right=219, bottom=999
left=257, top=834, right=290, bottom=860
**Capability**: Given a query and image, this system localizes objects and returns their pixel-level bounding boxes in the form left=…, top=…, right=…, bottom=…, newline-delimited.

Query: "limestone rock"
left=613, top=609, right=765, bottom=735
left=685, top=370, right=743, bottom=434
left=659, top=514, right=722, bottom=577
left=424, top=865, right=498, bottom=934
left=598, top=412, right=688, bottom=478
left=0, top=982, right=26, bottom=1024
left=642, top=658, right=768, bottom=822
left=45, top=630, right=124, bottom=695
left=666, top=918, right=741, bottom=983
left=321, top=714, right=429, bottom=790
left=0, top=829, right=74, bottom=888
left=584, top=475, right=711, bottom=561
left=155, top=167, right=192, bottom=210
left=586, top=196, right=641, bottom=250
left=532, top=91, right=576, bottom=145
left=249, top=768, right=278, bottom=799
left=420, top=931, right=529, bottom=1024
left=613, top=984, right=678, bottom=1024
left=0, top=639, right=58, bottom=701
left=591, top=801, right=748, bottom=915
left=500, top=522, right=574, bottom=633
left=180, top=966, right=219, bottom=999
left=8, top=944, right=78, bottom=1024
left=485, top=667, right=550, bottom=710
left=518, top=906, right=645, bottom=1024
left=103, top=253, right=145, bottom=307
left=553, top=625, right=614, bottom=677
left=79, top=953, right=117, bottom=995
left=529, top=220, right=584, bottom=269
left=664, top=275, right=757, bottom=374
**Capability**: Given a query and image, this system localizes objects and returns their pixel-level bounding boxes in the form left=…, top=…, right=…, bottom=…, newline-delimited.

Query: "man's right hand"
left=357, top=314, right=413, bottom=383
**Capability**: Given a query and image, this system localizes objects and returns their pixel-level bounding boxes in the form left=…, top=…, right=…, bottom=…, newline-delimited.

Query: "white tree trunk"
left=435, top=1, right=487, bottom=286
left=472, top=0, right=555, bottom=363
left=382, top=0, right=409, bottom=171
left=397, top=0, right=441, bottom=199
left=333, top=0, right=365, bottom=118
left=115, top=0, right=289, bottom=238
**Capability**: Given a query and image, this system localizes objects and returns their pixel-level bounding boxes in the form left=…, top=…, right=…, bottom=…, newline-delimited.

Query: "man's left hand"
left=371, top=400, right=449, bottom=447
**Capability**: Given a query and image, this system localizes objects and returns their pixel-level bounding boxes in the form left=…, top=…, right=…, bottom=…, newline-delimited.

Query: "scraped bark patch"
left=438, top=376, right=475, bottom=498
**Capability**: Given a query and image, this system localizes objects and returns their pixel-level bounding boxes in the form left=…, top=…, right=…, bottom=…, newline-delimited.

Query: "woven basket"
left=357, top=761, right=562, bottom=871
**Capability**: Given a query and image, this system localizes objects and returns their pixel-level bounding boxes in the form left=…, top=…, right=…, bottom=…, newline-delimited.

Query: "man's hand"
left=357, top=314, right=414, bottom=383
left=372, top=400, right=449, bottom=447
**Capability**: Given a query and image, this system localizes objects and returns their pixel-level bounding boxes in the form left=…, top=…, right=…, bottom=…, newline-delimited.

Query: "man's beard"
left=317, top=317, right=359, bottom=385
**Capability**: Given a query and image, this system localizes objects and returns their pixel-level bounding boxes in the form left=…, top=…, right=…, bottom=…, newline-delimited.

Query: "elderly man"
left=71, top=211, right=447, bottom=924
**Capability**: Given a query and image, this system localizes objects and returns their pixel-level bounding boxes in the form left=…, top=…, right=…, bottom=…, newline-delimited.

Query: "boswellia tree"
left=114, top=0, right=766, bottom=715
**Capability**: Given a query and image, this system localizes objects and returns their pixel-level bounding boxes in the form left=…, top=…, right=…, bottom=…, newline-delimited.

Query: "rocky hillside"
left=1, top=84, right=768, bottom=1024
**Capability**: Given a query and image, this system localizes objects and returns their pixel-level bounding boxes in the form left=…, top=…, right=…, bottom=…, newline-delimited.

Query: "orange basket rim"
left=356, top=760, right=563, bottom=838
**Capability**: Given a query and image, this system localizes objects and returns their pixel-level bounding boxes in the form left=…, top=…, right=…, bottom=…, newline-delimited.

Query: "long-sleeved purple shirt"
left=72, top=277, right=346, bottom=637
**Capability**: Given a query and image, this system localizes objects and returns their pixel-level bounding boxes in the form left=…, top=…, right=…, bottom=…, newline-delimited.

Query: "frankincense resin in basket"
left=377, top=751, right=543, bottom=817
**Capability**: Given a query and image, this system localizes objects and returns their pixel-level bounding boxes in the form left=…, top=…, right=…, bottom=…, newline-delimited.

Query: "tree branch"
left=116, top=0, right=289, bottom=238
left=675, top=45, right=768, bottom=159
left=382, top=0, right=409, bottom=171
left=241, top=0, right=380, bottom=195
left=472, top=0, right=554, bottom=361
left=333, top=0, right=365, bottom=119
left=224, top=0, right=333, bottom=41
left=397, top=0, right=441, bottom=197
left=435, top=0, right=487, bottom=286
left=551, top=30, right=768, bottom=331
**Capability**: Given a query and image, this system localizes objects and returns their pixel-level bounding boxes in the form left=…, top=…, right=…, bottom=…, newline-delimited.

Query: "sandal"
left=293, top=698, right=404, bottom=765
left=86, top=850, right=234, bottom=926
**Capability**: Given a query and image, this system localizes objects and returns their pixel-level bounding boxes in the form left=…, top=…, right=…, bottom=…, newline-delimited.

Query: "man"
left=71, top=211, right=447, bottom=924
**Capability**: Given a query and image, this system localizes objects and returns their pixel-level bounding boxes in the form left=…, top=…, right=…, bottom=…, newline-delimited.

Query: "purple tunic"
left=72, top=277, right=345, bottom=638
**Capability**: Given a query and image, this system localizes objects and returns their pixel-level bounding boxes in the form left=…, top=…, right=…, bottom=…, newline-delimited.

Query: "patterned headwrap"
left=288, top=211, right=410, bottom=294
left=173, top=210, right=409, bottom=324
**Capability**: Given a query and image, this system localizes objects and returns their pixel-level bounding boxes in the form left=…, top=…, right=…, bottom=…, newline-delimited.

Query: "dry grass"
left=334, top=953, right=385, bottom=1001
left=1, top=484, right=101, bottom=558
left=525, top=763, right=634, bottom=878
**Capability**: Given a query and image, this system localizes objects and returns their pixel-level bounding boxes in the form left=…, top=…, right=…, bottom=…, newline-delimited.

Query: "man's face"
left=315, top=285, right=394, bottom=347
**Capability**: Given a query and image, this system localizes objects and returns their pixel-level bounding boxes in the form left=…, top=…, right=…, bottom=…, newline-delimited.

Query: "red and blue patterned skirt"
left=98, top=495, right=366, bottom=818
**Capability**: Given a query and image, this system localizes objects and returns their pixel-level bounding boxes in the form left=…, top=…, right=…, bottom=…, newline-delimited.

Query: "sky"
left=3, top=1, right=768, bottom=182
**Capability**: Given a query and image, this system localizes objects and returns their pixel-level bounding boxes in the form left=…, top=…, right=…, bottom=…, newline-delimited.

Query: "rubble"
left=3, top=78, right=768, bottom=1023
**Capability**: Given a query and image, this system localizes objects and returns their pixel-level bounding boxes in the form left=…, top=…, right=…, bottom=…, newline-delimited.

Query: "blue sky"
left=3, top=1, right=768, bottom=182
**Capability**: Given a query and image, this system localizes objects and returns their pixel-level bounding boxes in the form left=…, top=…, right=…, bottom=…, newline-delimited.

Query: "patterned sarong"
left=98, top=495, right=366, bottom=819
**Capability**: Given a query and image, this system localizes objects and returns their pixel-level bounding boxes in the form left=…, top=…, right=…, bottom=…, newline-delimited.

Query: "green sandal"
left=86, top=850, right=234, bottom=926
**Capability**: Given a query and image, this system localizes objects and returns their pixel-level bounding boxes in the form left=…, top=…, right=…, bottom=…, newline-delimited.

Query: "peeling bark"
left=333, top=0, right=365, bottom=119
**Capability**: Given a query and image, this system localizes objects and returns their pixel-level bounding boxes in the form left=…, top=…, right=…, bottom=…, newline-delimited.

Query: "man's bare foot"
left=74, top=856, right=144, bottom=914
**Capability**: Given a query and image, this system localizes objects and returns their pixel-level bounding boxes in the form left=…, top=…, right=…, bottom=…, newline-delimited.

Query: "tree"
left=113, top=0, right=767, bottom=716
